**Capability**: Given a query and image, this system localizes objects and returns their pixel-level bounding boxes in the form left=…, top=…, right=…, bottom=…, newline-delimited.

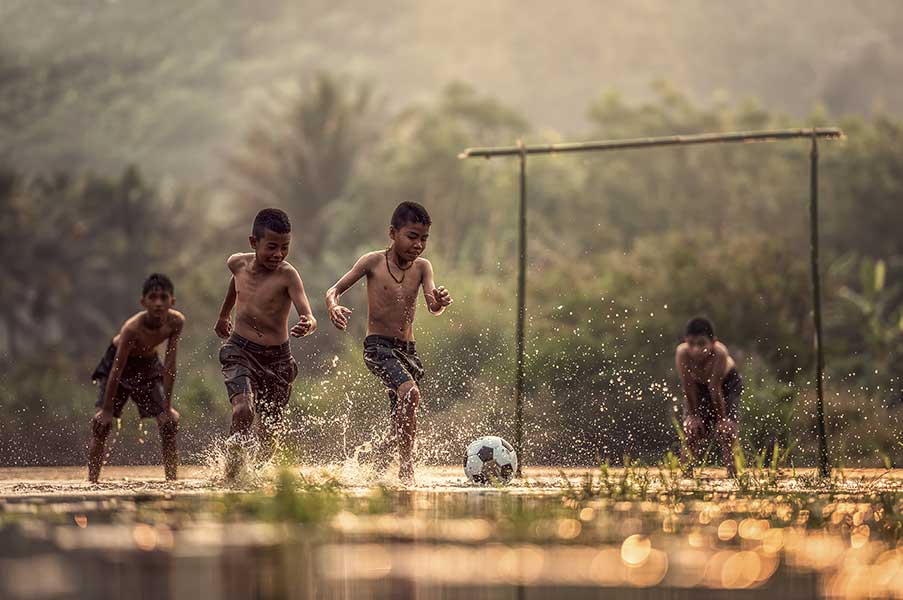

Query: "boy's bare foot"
left=398, top=463, right=414, bottom=486
left=367, top=437, right=396, bottom=473
left=223, top=434, right=247, bottom=482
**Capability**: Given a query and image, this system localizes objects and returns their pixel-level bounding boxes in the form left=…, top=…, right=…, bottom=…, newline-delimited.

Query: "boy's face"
left=140, top=288, right=174, bottom=319
left=250, top=229, right=291, bottom=270
left=685, top=334, right=715, bottom=362
left=389, top=222, right=430, bottom=261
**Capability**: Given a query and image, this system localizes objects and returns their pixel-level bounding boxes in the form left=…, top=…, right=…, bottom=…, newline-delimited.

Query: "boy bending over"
left=675, top=317, right=743, bottom=476
left=89, top=273, right=184, bottom=482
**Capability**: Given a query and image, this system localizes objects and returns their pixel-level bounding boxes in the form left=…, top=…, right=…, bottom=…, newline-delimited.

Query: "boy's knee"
left=91, top=417, right=112, bottom=441
left=158, top=416, right=179, bottom=439
left=397, top=382, right=420, bottom=406
left=231, top=395, right=254, bottom=421
left=92, top=425, right=111, bottom=442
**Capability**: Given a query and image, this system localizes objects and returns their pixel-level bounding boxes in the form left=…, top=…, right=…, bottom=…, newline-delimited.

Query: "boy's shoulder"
left=358, top=250, right=385, bottom=269
left=274, top=260, right=302, bottom=280
left=227, top=252, right=255, bottom=273
left=167, top=308, right=187, bottom=328
left=675, top=341, right=689, bottom=356
left=120, top=311, right=146, bottom=335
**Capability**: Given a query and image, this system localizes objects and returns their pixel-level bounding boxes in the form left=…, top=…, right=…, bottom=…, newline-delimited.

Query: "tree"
left=229, top=72, right=380, bottom=260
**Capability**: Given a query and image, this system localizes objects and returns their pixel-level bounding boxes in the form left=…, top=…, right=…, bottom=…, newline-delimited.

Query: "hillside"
left=2, top=0, right=901, bottom=178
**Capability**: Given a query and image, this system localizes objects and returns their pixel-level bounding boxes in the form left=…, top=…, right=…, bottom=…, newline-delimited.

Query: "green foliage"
left=218, top=467, right=344, bottom=523
left=1, top=73, right=902, bottom=469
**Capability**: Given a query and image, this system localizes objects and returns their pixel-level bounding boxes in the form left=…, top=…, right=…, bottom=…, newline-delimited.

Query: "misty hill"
left=2, top=0, right=902, bottom=179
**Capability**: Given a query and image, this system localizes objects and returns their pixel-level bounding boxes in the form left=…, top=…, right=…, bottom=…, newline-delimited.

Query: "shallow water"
left=1, top=466, right=901, bottom=599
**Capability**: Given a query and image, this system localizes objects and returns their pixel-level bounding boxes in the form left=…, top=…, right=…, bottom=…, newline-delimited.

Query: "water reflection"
left=0, top=466, right=900, bottom=599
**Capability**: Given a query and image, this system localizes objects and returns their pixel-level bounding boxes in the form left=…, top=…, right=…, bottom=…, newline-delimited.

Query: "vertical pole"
left=810, top=130, right=830, bottom=477
left=514, top=139, right=527, bottom=476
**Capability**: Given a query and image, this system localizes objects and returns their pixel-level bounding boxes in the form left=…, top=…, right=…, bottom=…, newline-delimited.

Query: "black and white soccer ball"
left=464, top=436, right=518, bottom=484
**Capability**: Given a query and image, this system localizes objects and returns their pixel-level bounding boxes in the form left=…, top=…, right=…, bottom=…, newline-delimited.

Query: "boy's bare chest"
left=236, top=272, right=287, bottom=306
left=687, top=361, right=715, bottom=383
left=368, top=269, right=420, bottom=304
left=129, top=326, right=173, bottom=355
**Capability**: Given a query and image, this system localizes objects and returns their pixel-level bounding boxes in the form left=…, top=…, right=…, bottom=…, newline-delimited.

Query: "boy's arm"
left=162, top=316, right=185, bottom=410
left=288, top=268, right=317, bottom=338
left=214, top=276, right=237, bottom=339
left=675, top=348, right=700, bottom=416
left=93, top=327, right=134, bottom=433
left=707, top=349, right=729, bottom=421
left=421, top=259, right=452, bottom=315
left=325, top=254, right=372, bottom=330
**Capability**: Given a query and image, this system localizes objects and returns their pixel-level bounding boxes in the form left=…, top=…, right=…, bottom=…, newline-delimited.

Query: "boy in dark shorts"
left=214, top=208, right=316, bottom=472
left=675, top=317, right=743, bottom=476
left=88, top=273, right=184, bottom=483
left=326, top=202, right=453, bottom=483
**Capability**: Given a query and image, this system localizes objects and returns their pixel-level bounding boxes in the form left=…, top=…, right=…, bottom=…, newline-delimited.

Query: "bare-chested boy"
left=214, top=208, right=316, bottom=469
left=675, top=317, right=743, bottom=476
left=326, top=202, right=452, bottom=483
left=88, top=273, right=184, bottom=483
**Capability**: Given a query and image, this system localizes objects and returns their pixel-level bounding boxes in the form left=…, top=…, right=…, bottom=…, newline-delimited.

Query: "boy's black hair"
left=252, top=208, right=291, bottom=239
left=142, top=273, right=174, bottom=296
left=390, top=201, right=431, bottom=230
left=685, top=317, right=715, bottom=340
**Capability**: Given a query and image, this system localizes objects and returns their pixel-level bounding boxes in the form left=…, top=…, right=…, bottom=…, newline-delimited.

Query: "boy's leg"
left=88, top=383, right=127, bottom=483
left=88, top=422, right=111, bottom=484
left=681, top=414, right=706, bottom=473
left=222, top=392, right=255, bottom=481
left=156, top=411, right=180, bottom=481
left=230, top=392, right=254, bottom=436
left=254, top=402, right=286, bottom=462
left=394, top=380, right=421, bottom=482
left=254, top=356, right=297, bottom=459
left=369, top=390, right=400, bottom=469
left=716, top=419, right=739, bottom=476
left=716, top=370, right=743, bottom=477
left=133, top=381, right=180, bottom=481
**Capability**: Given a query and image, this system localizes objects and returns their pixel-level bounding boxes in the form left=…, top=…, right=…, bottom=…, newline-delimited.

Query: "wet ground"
left=1, top=466, right=901, bottom=599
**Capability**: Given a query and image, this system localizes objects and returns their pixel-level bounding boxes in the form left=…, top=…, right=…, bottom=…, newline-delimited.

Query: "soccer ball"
left=464, top=436, right=518, bottom=484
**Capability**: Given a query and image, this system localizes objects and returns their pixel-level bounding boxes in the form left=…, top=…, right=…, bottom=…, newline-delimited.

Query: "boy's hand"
left=683, top=415, right=705, bottom=439
left=92, top=409, right=114, bottom=437
left=158, top=407, right=180, bottom=424
left=432, top=286, right=453, bottom=307
left=715, top=418, right=737, bottom=442
left=291, top=315, right=316, bottom=337
left=329, top=305, right=353, bottom=330
left=214, top=316, right=232, bottom=339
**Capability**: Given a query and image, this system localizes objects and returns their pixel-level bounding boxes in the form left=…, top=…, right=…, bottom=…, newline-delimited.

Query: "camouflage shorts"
left=219, top=333, right=298, bottom=418
left=363, top=335, right=424, bottom=413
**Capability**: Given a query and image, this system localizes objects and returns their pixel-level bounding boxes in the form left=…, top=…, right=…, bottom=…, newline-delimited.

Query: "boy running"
left=326, top=202, right=452, bottom=483
left=675, top=317, right=743, bottom=476
left=88, top=273, right=184, bottom=483
left=214, top=208, right=316, bottom=469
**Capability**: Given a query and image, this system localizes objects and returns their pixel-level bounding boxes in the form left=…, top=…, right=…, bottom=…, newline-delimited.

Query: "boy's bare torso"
left=364, top=251, right=426, bottom=340
left=113, top=310, right=184, bottom=357
left=676, top=341, right=736, bottom=386
left=230, top=252, right=295, bottom=346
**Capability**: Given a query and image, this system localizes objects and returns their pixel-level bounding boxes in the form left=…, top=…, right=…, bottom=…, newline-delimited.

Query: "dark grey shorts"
left=363, top=335, right=424, bottom=409
left=691, top=368, right=743, bottom=426
left=92, top=344, right=166, bottom=419
left=219, top=333, right=298, bottom=417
